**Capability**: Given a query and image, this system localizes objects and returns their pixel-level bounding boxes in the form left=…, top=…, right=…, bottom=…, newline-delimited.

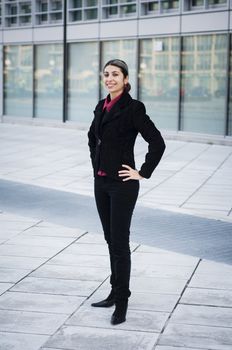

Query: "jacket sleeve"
left=87, top=118, right=96, bottom=168
left=132, top=102, right=166, bottom=179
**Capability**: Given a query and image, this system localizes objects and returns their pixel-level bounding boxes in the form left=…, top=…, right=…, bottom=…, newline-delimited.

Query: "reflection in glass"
left=101, top=40, right=137, bottom=98
left=180, top=35, right=227, bottom=135
left=34, top=44, right=63, bottom=119
left=68, top=42, right=99, bottom=123
left=140, top=37, right=180, bottom=130
left=4, top=45, right=33, bottom=117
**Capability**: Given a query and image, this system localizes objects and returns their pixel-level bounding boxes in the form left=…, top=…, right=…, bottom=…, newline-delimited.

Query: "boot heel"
left=111, top=300, right=128, bottom=325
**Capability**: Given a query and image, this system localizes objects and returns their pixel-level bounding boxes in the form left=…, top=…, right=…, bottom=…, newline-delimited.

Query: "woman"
left=88, top=59, right=165, bottom=325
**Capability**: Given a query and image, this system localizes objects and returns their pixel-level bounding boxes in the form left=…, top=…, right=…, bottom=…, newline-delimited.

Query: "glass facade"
left=180, top=35, right=227, bottom=135
left=140, top=37, right=180, bottom=130
left=1, top=33, right=232, bottom=137
left=68, top=42, right=99, bottom=123
left=3, top=45, right=33, bottom=117
left=102, top=40, right=137, bottom=98
left=0, top=1, right=229, bottom=27
left=34, top=44, right=63, bottom=119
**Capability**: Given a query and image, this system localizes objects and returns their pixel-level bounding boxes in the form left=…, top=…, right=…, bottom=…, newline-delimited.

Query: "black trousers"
left=94, top=176, right=139, bottom=301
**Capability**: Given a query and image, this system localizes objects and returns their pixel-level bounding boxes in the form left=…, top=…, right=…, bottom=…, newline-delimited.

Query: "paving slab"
left=133, top=250, right=199, bottom=267
left=196, top=260, right=232, bottom=274
left=0, top=255, right=47, bottom=269
left=131, top=263, right=194, bottom=280
left=65, top=243, right=109, bottom=256
left=44, top=325, right=159, bottom=350
left=181, top=287, right=232, bottom=307
left=0, top=309, right=68, bottom=335
left=0, top=243, right=62, bottom=258
left=169, top=304, right=232, bottom=328
left=22, top=225, right=85, bottom=238
left=0, top=291, right=85, bottom=314
left=47, top=253, right=109, bottom=268
left=159, top=323, right=232, bottom=350
left=0, top=267, right=31, bottom=283
left=66, top=305, right=169, bottom=333
left=31, top=264, right=110, bottom=281
left=0, top=332, right=49, bottom=350
left=11, top=276, right=100, bottom=296
left=77, top=232, right=106, bottom=244
left=6, top=235, right=77, bottom=248
left=0, top=283, right=13, bottom=295
left=130, top=276, right=187, bottom=294
left=189, top=272, right=232, bottom=290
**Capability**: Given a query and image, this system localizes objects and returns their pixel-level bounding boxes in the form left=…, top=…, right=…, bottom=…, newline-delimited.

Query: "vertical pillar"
left=62, top=0, right=67, bottom=123
left=0, top=44, right=3, bottom=121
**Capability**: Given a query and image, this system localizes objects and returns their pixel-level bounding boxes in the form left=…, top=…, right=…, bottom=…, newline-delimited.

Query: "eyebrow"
left=104, top=70, right=120, bottom=74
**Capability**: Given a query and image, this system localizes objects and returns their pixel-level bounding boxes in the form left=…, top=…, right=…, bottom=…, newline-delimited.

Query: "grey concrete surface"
left=0, top=123, right=232, bottom=349
left=0, top=123, right=231, bottom=221
left=0, top=213, right=232, bottom=349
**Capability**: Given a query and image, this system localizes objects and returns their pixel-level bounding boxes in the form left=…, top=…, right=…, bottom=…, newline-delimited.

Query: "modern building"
left=0, top=0, right=231, bottom=141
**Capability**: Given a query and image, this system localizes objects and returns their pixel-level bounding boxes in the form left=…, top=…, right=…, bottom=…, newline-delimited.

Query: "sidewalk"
left=1, top=211, right=232, bottom=350
left=0, top=123, right=232, bottom=350
left=0, top=123, right=231, bottom=222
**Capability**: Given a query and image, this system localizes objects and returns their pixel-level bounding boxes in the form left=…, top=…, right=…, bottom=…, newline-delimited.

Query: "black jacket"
left=88, top=92, right=166, bottom=180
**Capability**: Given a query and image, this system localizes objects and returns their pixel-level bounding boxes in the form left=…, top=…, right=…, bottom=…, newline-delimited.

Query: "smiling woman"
left=88, top=59, right=166, bottom=326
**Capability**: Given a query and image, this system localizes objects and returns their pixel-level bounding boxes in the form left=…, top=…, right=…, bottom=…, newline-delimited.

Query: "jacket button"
left=98, top=139, right=101, bottom=145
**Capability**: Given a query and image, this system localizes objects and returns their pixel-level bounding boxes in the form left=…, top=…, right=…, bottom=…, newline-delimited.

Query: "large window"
left=68, top=0, right=98, bottom=22
left=68, top=42, right=99, bottom=123
left=102, top=0, right=137, bottom=19
left=140, top=37, right=180, bottom=130
left=4, top=45, right=33, bottom=117
left=180, top=35, right=227, bottom=135
left=101, top=40, right=137, bottom=98
left=34, top=44, right=63, bottom=119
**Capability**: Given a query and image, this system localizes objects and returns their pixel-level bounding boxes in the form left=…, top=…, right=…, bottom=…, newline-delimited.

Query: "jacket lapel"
left=101, top=92, right=132, bottom=127
left=93, top=93, right=133, bottom=137
left=94, top=100, right=104, bottom=138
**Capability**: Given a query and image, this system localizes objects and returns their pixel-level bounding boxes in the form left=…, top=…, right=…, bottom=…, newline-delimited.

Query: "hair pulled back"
left=103, top=59, right=131, bottom=93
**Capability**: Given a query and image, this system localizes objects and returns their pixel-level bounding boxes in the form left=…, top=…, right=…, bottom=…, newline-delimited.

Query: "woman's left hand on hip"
left=118, top=164, right=143, bottom=181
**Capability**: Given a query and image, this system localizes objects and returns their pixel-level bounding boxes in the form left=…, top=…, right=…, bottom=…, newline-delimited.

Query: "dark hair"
left=103, top=59, right=131, bottom=92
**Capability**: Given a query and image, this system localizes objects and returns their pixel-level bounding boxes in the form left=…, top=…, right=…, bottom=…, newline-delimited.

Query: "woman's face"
left=103, top=65, right=128, bottom=98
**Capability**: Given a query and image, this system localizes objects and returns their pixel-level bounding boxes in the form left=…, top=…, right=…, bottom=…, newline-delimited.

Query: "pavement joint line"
left=180, top=149, right=232, bottom=209
left=3, top=230, right=88, bottom=295
left=139, top=144, right=211, bottom=199
left=0, top=305, right=71, bottom=315
left=0, top=329, right=51, bottom=337
left=168, top=321, right=232, bottom=330
left=153, top=257, right=202, bottom=348
left=179, top=302, right=232, bottom=309
left=7, top=288, right=89, bottom=298
left=131, top=243, right=141, bottom=252
left=21, top=219, right=44, bottom=233
left=60, top=322, right=161, bottom=334
left=228, top=206, right=232, bottom=216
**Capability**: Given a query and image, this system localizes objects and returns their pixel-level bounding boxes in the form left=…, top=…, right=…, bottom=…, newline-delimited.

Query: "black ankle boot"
left=91, top=290, right=115, bottom=308
left=111, top=300, right=128, bottom=325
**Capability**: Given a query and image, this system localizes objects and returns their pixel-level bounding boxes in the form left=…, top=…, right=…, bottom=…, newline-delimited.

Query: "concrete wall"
left=0, top=10, right=230, bottom=45
left=181, top=11, right=229, bottom=33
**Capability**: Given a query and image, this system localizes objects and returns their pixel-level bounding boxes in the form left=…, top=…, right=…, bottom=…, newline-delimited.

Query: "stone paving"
left=0, top=123, right=232, bottom=349
left=1, top=211, right=232, bottom=350
left=0, top=123, right=231, bottom=221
